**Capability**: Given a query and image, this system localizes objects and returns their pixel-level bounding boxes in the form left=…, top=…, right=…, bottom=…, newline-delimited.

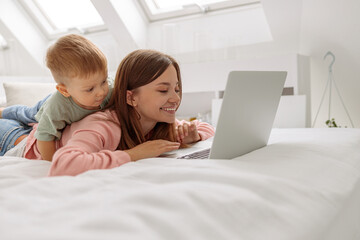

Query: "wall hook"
left=324, top=51, right=335, bottom=72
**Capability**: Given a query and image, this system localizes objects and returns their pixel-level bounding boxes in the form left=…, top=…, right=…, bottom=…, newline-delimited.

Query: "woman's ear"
left=56, top=84, right=70, bottom=97
left=126, top=90, right=137, bottom=106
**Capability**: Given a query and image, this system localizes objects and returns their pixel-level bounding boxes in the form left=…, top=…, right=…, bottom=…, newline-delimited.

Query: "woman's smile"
left=160, top=106, right=177, bottom=114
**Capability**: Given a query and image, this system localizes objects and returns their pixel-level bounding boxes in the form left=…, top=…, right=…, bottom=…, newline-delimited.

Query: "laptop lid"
left=209, top=71, right=286, bottom=159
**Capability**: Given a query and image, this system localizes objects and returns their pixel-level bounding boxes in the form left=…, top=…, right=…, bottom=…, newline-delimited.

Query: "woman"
left=1, top=49, right=215, bottom=176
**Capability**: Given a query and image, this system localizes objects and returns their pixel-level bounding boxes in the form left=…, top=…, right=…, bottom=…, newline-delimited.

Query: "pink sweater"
left=24, top=110, right=215, bottom=176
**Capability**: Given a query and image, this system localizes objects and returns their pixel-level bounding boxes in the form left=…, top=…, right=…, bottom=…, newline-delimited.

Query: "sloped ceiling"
left=91, top=0, right=147, bottom=50
left=0, top=0, right=48, bottom=71
left=0, top=0, right=303, bottom=75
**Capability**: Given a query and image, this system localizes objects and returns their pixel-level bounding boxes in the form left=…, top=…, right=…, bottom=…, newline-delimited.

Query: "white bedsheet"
left=0, top=128, right=359, bottom=240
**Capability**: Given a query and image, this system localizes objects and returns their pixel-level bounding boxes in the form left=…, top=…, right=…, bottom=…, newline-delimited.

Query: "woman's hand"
left=125, top=140, right=180, bottom=161
left=175, top=121, right=201, bottom=144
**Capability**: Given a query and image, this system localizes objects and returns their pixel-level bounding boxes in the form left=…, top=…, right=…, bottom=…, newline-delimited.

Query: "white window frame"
left=18, top=0, right=107, bottom=40
left=138, top=0, right=260, bottom=22
left=0, top=34, right=9, bottom=50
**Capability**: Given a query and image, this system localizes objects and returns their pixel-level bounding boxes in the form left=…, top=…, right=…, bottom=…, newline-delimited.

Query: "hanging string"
left=332, top=74, right=354, bottom=127
left=312, top=70, right=330, bottom=127
left=312, top=51, right=354, bottom=128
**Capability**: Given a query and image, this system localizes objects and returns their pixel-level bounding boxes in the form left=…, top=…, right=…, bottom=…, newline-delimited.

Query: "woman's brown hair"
left=107, top=49, right=182, bottom=150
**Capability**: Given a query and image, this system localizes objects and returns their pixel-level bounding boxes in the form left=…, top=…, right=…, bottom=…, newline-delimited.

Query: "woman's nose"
left=169, top=91, right=180, bottom=102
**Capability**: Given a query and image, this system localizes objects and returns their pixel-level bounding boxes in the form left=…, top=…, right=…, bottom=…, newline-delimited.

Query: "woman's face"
left=128, top=65, right=181, bottom=130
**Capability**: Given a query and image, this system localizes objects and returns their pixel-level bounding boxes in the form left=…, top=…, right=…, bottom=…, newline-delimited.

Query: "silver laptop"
left=166, top=71, right=287, bottom=159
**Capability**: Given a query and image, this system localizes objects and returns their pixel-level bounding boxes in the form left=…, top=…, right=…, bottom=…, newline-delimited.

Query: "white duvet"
left=0, top=128, right=359, bottom=240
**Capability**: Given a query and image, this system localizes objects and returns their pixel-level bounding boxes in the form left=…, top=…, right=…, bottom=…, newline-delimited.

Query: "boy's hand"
left=125, top=140, right=180, bottom=161
left=37, top=140, right=56, bottom=161
left=175, top=121, right=201, bottom=144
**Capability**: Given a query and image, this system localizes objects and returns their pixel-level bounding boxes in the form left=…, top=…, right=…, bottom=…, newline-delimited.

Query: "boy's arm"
left=34, top=93, right=68, bottom=161
left=37, top=140, right=56, bottom=161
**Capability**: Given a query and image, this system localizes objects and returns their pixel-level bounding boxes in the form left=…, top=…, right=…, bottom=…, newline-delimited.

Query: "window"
left=0, top=34, right=8, bottom=50
left=154, top=0, right=231, bottom=9
left=138, top=0, right=260, bottom=22
left=19, top=0, right=105, bottom=39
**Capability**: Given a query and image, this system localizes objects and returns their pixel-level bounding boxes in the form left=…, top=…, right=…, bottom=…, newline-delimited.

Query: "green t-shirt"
left=34, top=81, right=113, bottom=141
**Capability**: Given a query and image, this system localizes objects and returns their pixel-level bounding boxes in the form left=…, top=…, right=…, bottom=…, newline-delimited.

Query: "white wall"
left=179, top=54, right=299, bottom=93
left=147, top=4, right=272, bottom=55
left=146, top=0, right=310, bottom=126
left=300, top=0, right=360, bottom=128
left=84, top=32, right=128, bottom=73
left=174, top=54, right=310, bottom=127
left=1, top=0, right=359, bottom=128
left=147, top=0, right=360, bottom=128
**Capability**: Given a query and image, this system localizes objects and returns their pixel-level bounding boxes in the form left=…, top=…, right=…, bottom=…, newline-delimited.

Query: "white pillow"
left=3, top=82, right=56, bottom=107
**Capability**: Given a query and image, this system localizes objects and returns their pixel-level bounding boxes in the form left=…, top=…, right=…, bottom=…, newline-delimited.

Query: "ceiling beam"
left=91, top=0, right=148, bottom=52
left=261, top=0, right=302, bottom=51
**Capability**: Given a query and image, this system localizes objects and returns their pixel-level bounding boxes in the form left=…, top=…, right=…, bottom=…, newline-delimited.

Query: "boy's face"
left=63, top=72, right=109, bottom=110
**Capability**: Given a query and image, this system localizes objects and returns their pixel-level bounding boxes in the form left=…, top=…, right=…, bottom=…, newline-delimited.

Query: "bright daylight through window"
left=139, top=0, right=260, bottom=21
left=20, top=0, right=104, bottom=38
left=153, top=0, right=232, bottom=9
left=34, top=0, right=103, bottom=30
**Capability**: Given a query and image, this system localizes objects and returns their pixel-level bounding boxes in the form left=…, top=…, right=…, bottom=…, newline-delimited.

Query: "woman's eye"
left=159, top=90, right=168, bottom=93
left=86, top=88, right=94, bottom=92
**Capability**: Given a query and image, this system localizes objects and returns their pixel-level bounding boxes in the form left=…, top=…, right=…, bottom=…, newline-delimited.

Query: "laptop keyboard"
left=177, top=148, right=210, bottom=159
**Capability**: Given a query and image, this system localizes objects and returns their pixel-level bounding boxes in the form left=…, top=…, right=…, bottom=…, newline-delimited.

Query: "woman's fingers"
left=178, top=124, right=184, bottom=139
left=176, top=123, right=191, bottom=143
left=163, top=141, right=181, bottom=151
left=126, top=140, right=180, bottom=161
left=153, top=139, right=180, bottom=155
left=174, top=125, right=180, bottom=142
left=183, top=123, right=189, bottom=137
left=189, top=121, right=200, bottom=140
left=190, top=121, right=196, bottom=131
left=177, top=121, right=200, bottom=144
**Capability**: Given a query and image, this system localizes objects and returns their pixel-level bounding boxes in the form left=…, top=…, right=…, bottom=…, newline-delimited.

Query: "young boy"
left=0, top=34, right=112, bottom=161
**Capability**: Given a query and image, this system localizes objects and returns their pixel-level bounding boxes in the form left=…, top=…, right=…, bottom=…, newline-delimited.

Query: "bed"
left=0, top=127, right=360, bottom=240
left=1, top=81, right=360, bottom=239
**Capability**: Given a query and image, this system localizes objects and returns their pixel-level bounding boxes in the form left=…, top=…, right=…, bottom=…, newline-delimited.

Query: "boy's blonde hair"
left=46, top=34, right=107, bottom=84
